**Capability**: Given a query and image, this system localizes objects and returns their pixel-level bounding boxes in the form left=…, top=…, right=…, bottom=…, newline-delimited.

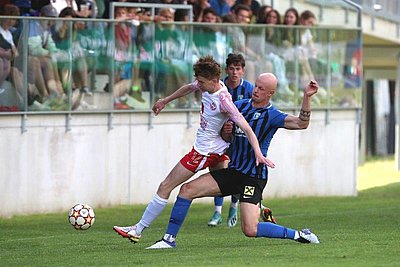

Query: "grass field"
left=1, top=158, right=399, bottom=266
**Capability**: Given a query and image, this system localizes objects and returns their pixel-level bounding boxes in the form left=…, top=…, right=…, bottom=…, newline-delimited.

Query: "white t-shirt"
left=191, top=80, right=242, bottom=156
left=0, top=27, right=15, bottom=47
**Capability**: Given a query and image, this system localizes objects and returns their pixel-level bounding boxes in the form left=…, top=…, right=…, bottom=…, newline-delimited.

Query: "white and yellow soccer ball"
left=68, top=204, right=95, bottom=230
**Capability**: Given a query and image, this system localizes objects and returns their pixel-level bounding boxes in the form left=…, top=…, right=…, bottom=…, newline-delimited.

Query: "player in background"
left=113, top=55, right=274, bottom=243
left=147, top=74, right=320, bottom=249
left=209, top=53, right=252, bottom=227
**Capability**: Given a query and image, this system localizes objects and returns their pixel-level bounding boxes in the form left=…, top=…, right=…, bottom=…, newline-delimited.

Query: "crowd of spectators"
left=0, top=0, right=330, bottom=111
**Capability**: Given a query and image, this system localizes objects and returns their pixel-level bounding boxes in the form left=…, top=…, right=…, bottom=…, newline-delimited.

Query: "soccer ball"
left=68, top=203, right=95, bottom=230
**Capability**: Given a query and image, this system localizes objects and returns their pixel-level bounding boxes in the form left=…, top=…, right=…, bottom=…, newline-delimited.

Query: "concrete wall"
left=0, top=109, right=359, bottom=218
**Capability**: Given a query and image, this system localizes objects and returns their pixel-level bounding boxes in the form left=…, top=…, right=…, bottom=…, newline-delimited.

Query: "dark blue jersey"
left=223, top=77, right=254, bottom=101
left=229, top=99, right=288, bottom=180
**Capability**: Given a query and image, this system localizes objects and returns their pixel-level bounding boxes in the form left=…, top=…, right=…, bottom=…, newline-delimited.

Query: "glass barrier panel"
left=0, top=16, right=361, bottom=114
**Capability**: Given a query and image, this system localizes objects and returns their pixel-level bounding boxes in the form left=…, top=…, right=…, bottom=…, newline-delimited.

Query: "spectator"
left=282, top=7, right=299, bottom=47
left=75, top=0, right=97, bottom=18
left=191, top=0, right=210, bottom=22
left=298, top=10, right=317, bottom=84
left=0, top=3, right=38, bottom=108
left=232, top=0, right=260, bottom=22
left=264, top=9, right=282, bottom=49
left=209, top=0, right=231, bottom=17
left=153, top=8, right=191, bottom=106
left=194, top=7, right=224, bottom=63
left=51, top=7, right=91, bottom=97
left=28, top=4, right=65, bottom=100
left=255, top=4, right=271, bottom=24
left=229, top=4, right=259, bottom=82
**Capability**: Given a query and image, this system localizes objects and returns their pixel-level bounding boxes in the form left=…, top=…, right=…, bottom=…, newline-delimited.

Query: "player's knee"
left=241, top=224, right=258, bottom=237
left=157, top=180, right=173, bottom=198
left=178, top=183, right=195, bottom=200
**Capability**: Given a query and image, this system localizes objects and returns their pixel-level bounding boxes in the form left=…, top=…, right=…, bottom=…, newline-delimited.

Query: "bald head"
left=252, top=73, right=277, bottom=107
left=258, top=73, right=278, bottom=89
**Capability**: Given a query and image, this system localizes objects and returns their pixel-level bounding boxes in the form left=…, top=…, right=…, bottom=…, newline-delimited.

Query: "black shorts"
left=210, top=168, right=267, bottom=204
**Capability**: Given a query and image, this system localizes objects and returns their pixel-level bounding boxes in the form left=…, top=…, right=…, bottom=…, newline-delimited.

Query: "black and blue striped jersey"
left=223, top=77, right=254, bottom=101
left=228, top=99, right=288, bottom=180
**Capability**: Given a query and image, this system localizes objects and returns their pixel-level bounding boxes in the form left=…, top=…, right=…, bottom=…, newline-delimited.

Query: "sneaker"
left=80, top=86, right=93, bottom=96
left=261, top=207, right=277, bottom=224
left=296, top=229, right=320, bottom=244
left=227, top=207, right=237, bottom=227
left=130, top=86, right=145, bottom=103
left=114, top=102, right=130, bottom=110
left=113, top=225, right=141, bottom=243
left=146, top=238, right=176, bottom=249
left=208, top=211, right=222, bottom=226
left=28, top=100, right=51, bottom=111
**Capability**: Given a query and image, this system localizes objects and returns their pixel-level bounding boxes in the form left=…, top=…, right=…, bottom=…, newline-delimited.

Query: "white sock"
left=214, top=206, right=222, bottom=214
left=230, top=202, right=238, bottom=209
left=294, top=231, right=300, bottom=240
left=136, top=194, right=168, bottom=235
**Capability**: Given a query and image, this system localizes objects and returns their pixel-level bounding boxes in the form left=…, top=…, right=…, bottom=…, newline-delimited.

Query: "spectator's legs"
left=28, top=56, right=49, bottom=98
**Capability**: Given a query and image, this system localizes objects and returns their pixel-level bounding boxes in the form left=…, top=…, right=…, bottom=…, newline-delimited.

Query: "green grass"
left=1, top=159, right=400, bottom=266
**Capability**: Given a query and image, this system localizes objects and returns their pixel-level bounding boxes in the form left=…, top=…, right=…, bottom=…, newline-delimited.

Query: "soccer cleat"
left=208, top=211, right=222, bottom=226
left=261, top=207, right=277, bottom=224
left=296, top=229, right=320, bottom=244
left=227, top=207, right=237, bottom=227
left=146, top=239, right=176, bottom=249
left=113, top=225, right=141, bottom=243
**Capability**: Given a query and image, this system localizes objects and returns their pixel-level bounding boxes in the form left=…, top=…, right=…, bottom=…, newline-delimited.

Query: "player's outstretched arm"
left=284, top=80, right=319, bottom=130
left=152, top=83, right=196, bottom=115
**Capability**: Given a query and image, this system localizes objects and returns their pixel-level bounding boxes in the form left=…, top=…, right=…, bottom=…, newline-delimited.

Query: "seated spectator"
left=255, top=4, right=271, bottom=24
left=229, top=4, right=260, bottom=82
left=232, top=0, right=260, bottom=22
left=194, top=7, right=224, bottom=63
left=191, top=0, right=211, bottom=22
left=51, top=6, right=91, bottom=99
left=75, top=0, right=97, bottom=18
left=282, top=7, right=299, bottom=47
left=153, top=8, right=191, bottom=106
left=298, top=10, right=318, bottom=84
left=0, top=3, right=40, bottom=109
left=264, top=9, right=282, bottom=49
left=28, top=4, right=65, bottom=100
left=209, top=0, right=231, bottom=17
left=262, top=9, right=293, bottom=100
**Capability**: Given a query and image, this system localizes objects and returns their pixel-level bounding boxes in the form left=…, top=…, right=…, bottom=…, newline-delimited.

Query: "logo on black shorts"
left=243, top=186, right=255, bottom=198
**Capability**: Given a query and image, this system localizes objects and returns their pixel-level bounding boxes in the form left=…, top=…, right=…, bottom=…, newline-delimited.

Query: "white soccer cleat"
left=296, top=229, right=320, bottom=244
left=113, top=225, right=141, bottom=243
left=146, top=239, right=176, bottom=249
